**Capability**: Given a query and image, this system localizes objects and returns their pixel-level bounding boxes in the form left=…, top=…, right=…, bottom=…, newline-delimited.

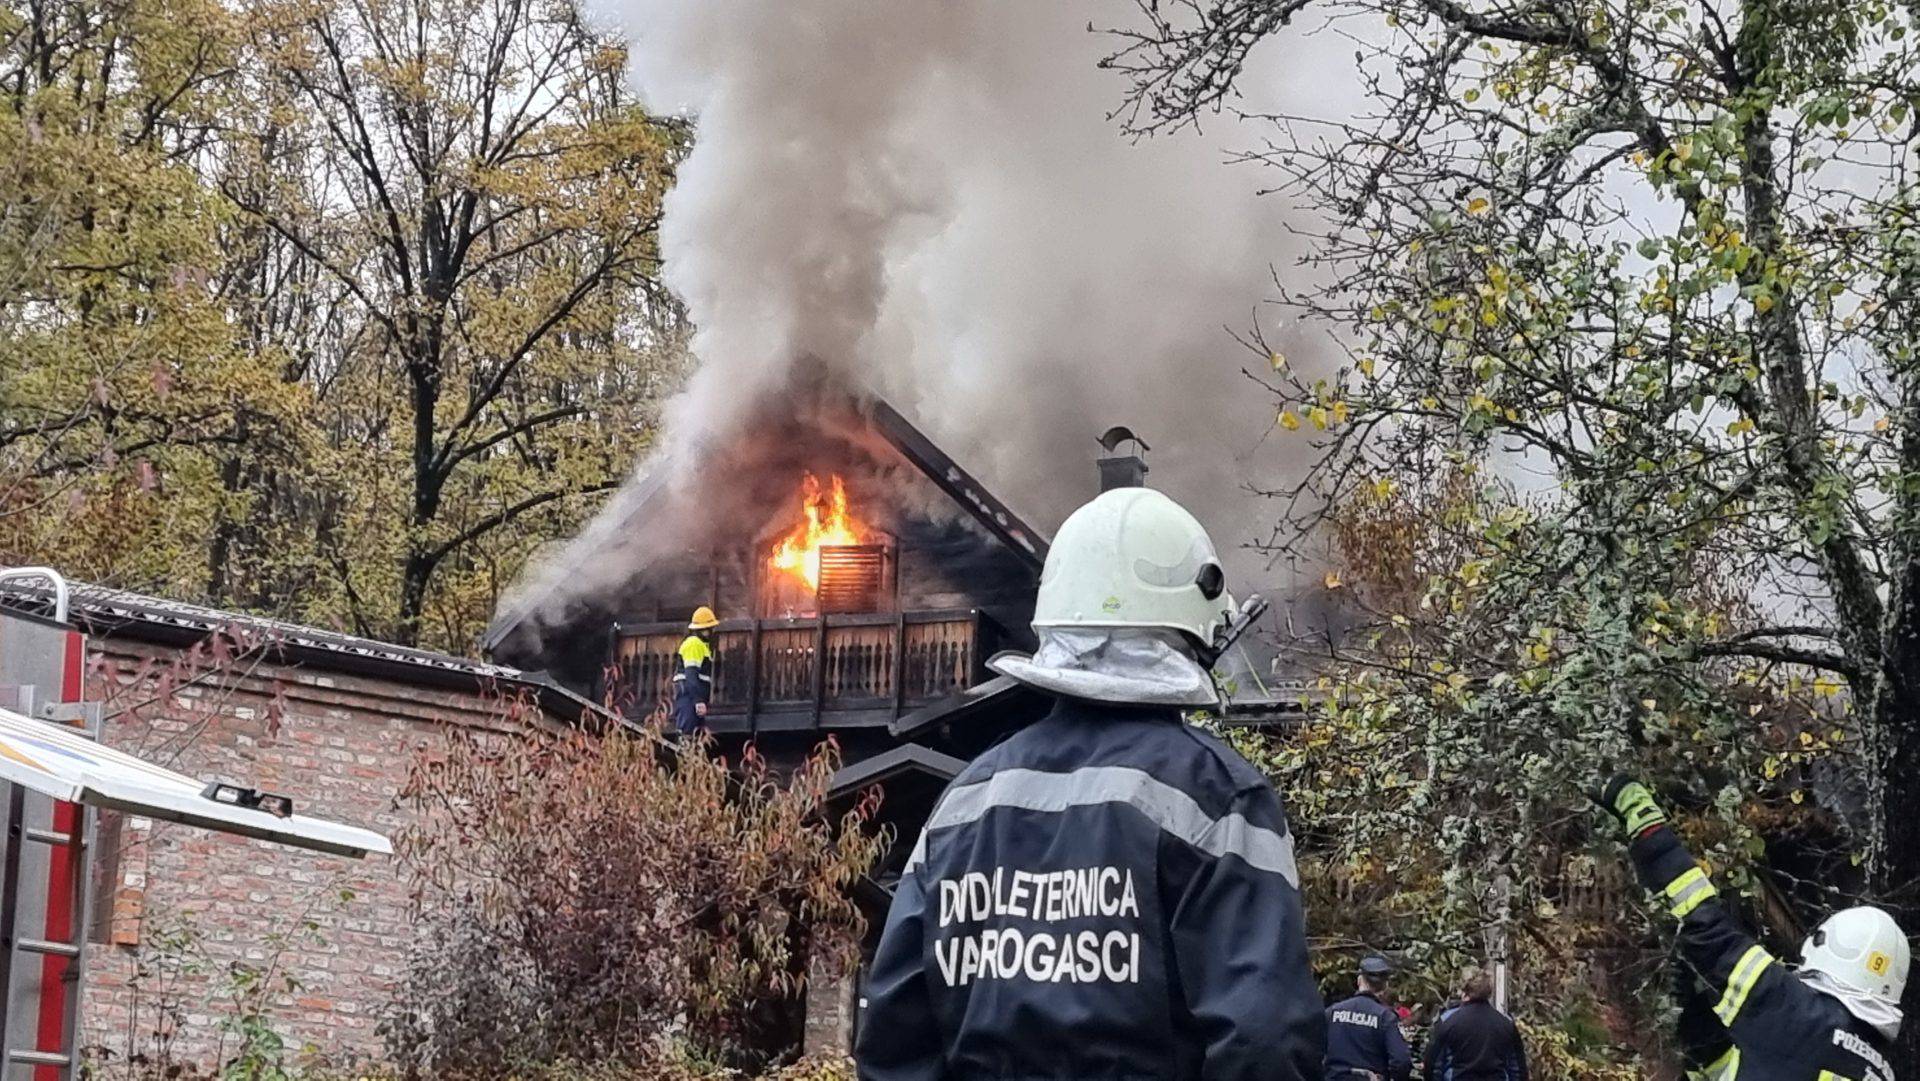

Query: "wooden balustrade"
left=823, top=623, right=895, bottom=702
left=607, top=610, right=990, bottom=727
left=903, top=619, right=973, bottom=700
left=758, top=625, right=817, bottom=704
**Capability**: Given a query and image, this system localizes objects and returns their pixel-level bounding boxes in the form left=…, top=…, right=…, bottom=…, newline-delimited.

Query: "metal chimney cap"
left=1098, top=426, right=1150, bottom=454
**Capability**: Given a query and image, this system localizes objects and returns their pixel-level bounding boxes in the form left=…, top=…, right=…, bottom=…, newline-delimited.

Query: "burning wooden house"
left=483, top=394, right=1304, bottom=758
left=482, top=397, right=1057, bottom=762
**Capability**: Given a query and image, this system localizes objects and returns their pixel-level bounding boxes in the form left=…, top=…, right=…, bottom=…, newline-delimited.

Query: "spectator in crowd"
left=1423, top=967, right=1527, bottom=1081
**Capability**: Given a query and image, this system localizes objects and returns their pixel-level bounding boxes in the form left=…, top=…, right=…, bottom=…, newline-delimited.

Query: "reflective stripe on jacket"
left=1630, top=826, right=1896, bottom=1081
left=669, top=634, right=711, bottom=734
left=856, top=698, right=1325, bottom=1080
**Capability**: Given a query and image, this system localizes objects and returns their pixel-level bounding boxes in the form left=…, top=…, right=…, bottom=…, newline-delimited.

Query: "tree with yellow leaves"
left=1112, top=0, right=1920, bottom=1071
left=1, top=0, right=684, bottom=652
left=218, top=0, right=685, bottom=647
left=0, top=0, right=310, bottom=589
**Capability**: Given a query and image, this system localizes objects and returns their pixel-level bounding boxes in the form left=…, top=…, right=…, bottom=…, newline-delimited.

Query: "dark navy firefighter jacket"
left=669, top=633, right=711, bottom=735
left=1629, top=824, right=1897, bottom=1081
left=856, top=698, right=1325, bottom=1080
left=1325, top=991, right=1413, bottom=1081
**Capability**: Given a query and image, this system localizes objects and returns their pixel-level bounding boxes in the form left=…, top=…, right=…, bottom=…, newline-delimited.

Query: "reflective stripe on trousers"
left=1689, top=1046, right=1738, bottom=1081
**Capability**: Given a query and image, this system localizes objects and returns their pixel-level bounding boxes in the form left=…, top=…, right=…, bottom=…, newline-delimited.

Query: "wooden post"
left=745, top=620, right=761, bottom=737
left=890, top=613, right=907, bottom=719
left=811, top=619, right=829, bottom=727
left=966, top=609, right=981, bottom=684
left=601, top=621, right=622, bottom=716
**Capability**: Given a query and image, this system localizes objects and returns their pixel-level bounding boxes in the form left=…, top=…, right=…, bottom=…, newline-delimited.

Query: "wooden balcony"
left=606, top=610, right=1003, bottom=732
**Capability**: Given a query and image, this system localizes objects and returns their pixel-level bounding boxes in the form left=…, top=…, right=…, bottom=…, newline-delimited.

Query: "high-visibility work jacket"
left=1629, top=826, right=1896, bottom=1081
left=669, top=633, right=711, bottom=734
left=856, top=698, right=1324, bottom=1081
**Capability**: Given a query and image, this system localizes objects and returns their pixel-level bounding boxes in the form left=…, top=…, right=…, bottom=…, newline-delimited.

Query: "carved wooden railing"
left=607, top=610, right=988, bottom=727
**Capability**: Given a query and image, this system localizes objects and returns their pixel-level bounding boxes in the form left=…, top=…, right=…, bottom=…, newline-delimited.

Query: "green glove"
left=1595, top=774, right=1669, bottom=838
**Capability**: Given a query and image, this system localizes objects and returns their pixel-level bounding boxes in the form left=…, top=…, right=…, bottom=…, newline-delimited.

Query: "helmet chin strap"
left=1197, top=594, right=1269, bottom=668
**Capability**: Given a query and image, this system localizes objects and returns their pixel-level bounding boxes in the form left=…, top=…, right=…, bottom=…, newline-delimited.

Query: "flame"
left=769, top=473, right=867, bottom=591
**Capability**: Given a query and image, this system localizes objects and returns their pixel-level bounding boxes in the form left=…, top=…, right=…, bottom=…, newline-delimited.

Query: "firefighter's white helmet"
left=1033, top=487, right=1232, bottom=651
left=1800, top=905, right=1910, bottom=1006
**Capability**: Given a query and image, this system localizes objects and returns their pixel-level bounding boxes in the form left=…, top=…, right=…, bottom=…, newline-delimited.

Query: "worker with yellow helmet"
left=671, top=606, right=720, bottom=736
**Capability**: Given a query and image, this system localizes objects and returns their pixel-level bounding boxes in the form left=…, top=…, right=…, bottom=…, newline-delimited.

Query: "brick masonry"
left=74, top=637, right=562, bottom=1074
left=801, top=956, right=859, bottom=1059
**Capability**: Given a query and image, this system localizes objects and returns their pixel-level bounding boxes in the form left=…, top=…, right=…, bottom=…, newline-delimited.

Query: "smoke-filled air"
left=508, top=0, right=1352, bottom=628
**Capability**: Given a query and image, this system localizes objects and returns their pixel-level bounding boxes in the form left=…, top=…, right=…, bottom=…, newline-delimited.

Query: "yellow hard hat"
left=689, top=606, right=720, bottom=631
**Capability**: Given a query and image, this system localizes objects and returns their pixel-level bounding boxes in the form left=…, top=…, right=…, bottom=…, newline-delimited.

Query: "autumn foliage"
left=385, top=726, right=884, bottom=1076
left=0, top=0, right=684, bottom=651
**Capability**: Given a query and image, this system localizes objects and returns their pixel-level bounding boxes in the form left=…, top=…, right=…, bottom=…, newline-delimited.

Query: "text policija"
left=933, top=866, right=1143, bottom=988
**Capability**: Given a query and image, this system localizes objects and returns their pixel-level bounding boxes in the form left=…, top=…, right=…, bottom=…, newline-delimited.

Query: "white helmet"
left=1033, top=487, right=1233, bottom=653
left=1801, top=906, right=1910, bottom=1006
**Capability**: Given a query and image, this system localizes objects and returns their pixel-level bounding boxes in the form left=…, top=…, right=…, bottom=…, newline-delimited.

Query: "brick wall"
left=802, top=956, right=859, bottom=1058
left=75, top=638, right=554, bottom=1073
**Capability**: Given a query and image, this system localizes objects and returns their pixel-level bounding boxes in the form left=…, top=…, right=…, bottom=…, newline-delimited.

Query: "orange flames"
left=769, top=473, right=867, bottom=592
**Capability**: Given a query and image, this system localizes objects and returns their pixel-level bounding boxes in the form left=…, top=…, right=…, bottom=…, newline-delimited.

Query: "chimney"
left=1097, top=426, right=1149, bottom=491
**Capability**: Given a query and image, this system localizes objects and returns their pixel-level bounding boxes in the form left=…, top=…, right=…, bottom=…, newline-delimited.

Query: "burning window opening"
left=764, top=473, right=894, bottom=616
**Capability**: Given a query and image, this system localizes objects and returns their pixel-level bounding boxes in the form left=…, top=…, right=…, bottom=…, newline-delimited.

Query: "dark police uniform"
left=857, top=698, right=1324, bottom=1080
left=1423, top=999, right=1526, bottom=1081
left=669, top=633, right=711, bottom=735
left=1324, top=990, right=1412, bottom=1081
left=1629, top=824, right=1897, bottom=1081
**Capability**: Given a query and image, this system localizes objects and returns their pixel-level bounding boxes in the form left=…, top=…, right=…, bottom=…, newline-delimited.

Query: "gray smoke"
left=505, top=0, right=1356, bottom=634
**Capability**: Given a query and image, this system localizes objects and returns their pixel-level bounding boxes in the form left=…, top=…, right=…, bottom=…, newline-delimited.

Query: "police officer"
left=1325, top=955, right=1414, bottom=1081
left=669, top=606, right=718, bottom=736
left=1596, top=775, right=1909, bottom=1080
left=856, top=486, right=1324, bottom=1080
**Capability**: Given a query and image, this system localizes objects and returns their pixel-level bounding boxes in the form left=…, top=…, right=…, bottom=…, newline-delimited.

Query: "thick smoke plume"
left=507, top=0, right=1348, bottom=631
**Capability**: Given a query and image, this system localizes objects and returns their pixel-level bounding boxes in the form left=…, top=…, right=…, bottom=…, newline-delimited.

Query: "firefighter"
left=669, top=606, right=718, bottom=736
left=1595, top=775, right=1909, bottom=1081
left=1325, top=955, right=1414, bottom=1081
left=856, top=486, right=1324, bottom=1081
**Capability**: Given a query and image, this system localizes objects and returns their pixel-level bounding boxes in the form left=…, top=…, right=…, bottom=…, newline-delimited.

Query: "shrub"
left=383, top=724, right=884, bottom=1076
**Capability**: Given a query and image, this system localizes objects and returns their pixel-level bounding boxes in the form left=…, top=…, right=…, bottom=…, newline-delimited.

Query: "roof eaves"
left=828, top=743, right=968, bottom=800
left=479, top=465, right=674, bottom=654
left=890, top=674, right=1045, bottom=740
left=867, top=399, right=1050, bottom=572
left=0, top=583, right=625, bottom=729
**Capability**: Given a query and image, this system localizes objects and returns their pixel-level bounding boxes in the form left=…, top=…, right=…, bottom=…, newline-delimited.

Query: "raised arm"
left=1595, top=777, right=1823, bottom=1051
